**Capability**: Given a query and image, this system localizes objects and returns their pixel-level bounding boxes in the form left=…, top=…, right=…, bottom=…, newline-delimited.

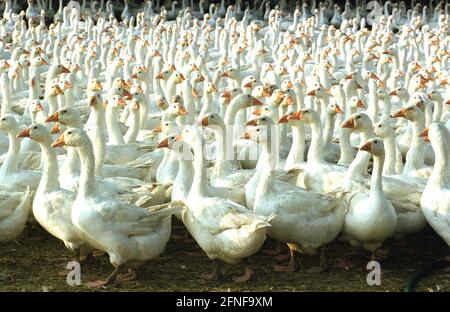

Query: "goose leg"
left=201, top=259, right=220, bottom=281
left=273, top=243, right=298, bottom=272
left=86, top=266, right=120, bottom=288
left=117, top=268, right=137, bottom=283
left=263, top=241, right=282, bottom=256
left=305, top=247, right=328, bottom=273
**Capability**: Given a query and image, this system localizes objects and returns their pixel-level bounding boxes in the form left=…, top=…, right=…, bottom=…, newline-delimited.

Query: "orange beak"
left=287, top=81, right=294, bottom=88
left=89, top=96, right=97, bottom=106
left=152, top=125, right=162, bottom=133
left=359, top=141, right=372, bottom=152
left=419, top=128, right=429, bottom=142
left=245, top=119, right=258, bottom=126
left=252, top=97, right=263, bottom=106
left=46, top=112, right=59, bottom=122
left=156, top=138, right=169, bottom=149
left=200, top=117, right=209, bottom=126
left=117, top=98, right=126, bottom=107
left=51, top=133, right=66, bottom=147
left=288, top=111, right=302, bottom=120
left=252, top=108, right=262, bottom=116
left=41, top=59, right=48, bottom=65
left=284, top=96, right=294, bottom=105
left=391, top=108, right=407, bottom=118
left=307, top=89, right=316, bottom=96
left=240, top=131, right=251, bottom=140
left=174, top=134, right=182, bottom=141
left=221, top=91, right=231, bottom=99
left=335, top=105, right=344, bottom=114
left=221, top=71, right=229, bottom=78
left=61, top=66, right=70, bottom=74
left=389, top=90, right=397, bottom=96
left=445, top=99, right=450, bottom=105
left=278, top=114, right=289, bottom=123
left=35, top=103, right=43, bottom=111
left=155, top=72, right=164, bottom=79
left=262, top=88, right=271, bottom=97
left=191, top=89, right=200, bottom=98
left=50, top=123, right=60, bottom=134
left=131, top=73, right=138, bottom=79
left=356, top=99, right=365, bottom=108
left=178, top=106, right=188, bottom=115
left=64, top=81, right=72, bottom=89
left=341, top=116, right=355, bottom=128
left=123, top=89, right=132, bottom=100
left=244, top=82, right=253, bottom=88
left=95, top=82, right=103, bottom=90
left=17, top=127, right=31, bottom=138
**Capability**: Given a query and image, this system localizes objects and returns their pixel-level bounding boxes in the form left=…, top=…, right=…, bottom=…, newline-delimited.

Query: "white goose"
left=51, top=127, right=183, bottom=287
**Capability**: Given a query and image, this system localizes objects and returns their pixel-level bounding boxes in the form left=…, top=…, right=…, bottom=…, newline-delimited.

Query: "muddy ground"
left=0, top=220, right=449, bottom=292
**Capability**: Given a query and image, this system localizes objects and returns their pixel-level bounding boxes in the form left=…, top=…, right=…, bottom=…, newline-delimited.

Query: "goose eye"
left=256, top=128, right=260, bottom=132
left=378, top=125, right=382, bottom=128
left=356, top=115, right=361, bottom=119
left=374, top=140, right=378, bottom=144
left=211, top=115, right=214, bottom=118
left=68, top=132, right=72, bottom=135
left=33, top=126, right=38, bottom=129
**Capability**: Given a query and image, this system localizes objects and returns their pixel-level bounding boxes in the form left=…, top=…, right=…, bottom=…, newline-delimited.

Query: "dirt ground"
left=0, top=220, right=449, bottom=292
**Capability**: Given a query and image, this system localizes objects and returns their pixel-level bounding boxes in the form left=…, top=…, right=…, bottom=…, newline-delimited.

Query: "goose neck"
left=75, top=138, right=97, bottom=198
left=189, top=139, right=209, bottom=198
left=307, top=119, right=325, bottom=164
left=370, top=152, right=385, bottom=196
left=37, top=137, right=60, bottom=194
left=0, top=130, right=20, bottom=178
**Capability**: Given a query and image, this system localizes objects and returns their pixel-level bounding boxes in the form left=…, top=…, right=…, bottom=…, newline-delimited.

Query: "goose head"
left=46, top=107, right=81, bottom=127
left=251, top=85, right=271, bottom=99
left=106, top=95, right=127, bottom=110
left=88, top=79, right=103, bottom=92
left=199, top=112, right=224, bottom=129
left=176, top=125, right=203, bottom=147
left=88, top=93, right=104, bottom=110
left=341, top=112, right=372, bottom=131
left=285, top=108, right=320, bottom=125
left=348, top=96, right=366, bottom=110
left=240, top=124, right=270, bottom=145
left=374, top=120, right=395, bottom=138
left=419, top=123, right=447, bottom=143
left=282, top=89, right=296, bottom=106
left=51, top=127, right=88, bottom=148
left=427, top=90, right=443, bottom=102
left=270, top=89, right=285, bottom=106
left=388, top=87, right=408, bottom=100
left=155, top=95, right=169, bottom=110
left=0, top=114, right=18, bottom=133
left=220, top=88, right=241, bottom=105
left=29, top=99, right=45, bottom=114
left=359, top=138, right=385, bottom=156
left=47, top=84, right=64, bottom=97
left=166, top=102, right=188, bottom=117
left=245, top=115, right=274, bottom=127
left=17, top=123, right=51, bottom=142
left=231, top=93, right=263, bottom=108
left=390, top=102, right=425, bottom=121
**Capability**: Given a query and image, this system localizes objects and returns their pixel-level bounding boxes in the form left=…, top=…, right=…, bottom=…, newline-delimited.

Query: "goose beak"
left=174, top=134, right=182, bottom=141
left=40, top=59, right=48, bottom=65
left=50, top=123, right=60, bottom=134
left=178, top=106, right=188, bottom=115
left=244, top=82, right=253, bottom=88
left=51, top=133, right=66, bottom=148
left=123, top=89, right=132, bottom=100
left=356, top=99, right=365, bottom=108
left=152, top=125, right=162, bottom=133
left=391, top=108, right=406, bottom=118
left=45, top=112, right=59, bottom=122
left=200, top=117, right=208, bottom=126
left=252, top=97, right=263, bottom=106
left=277, top=114, right=289, bottom=123
left=221, top=71, right=229, bottom=78
left=17, top=127, right=31, bottom=138
left=284, top=96, right=294, bottom=105
left=155, top=72, right=164, bottom=79
left=335, top=105, right=344, bottom=114
left=341, top=116, right=355, bottom=128
left=61, top=66, right=70, bottom=74
left=359, top=141, right=372, bottom=152
left=262, top=88, right=271, bottom=97
left=89, top=96, right=97, bottom=106
left=307, top=89, right=316, bottom=96
left=240, top=131, right=251, bottom=140
left=35, top=103, right=43, bottom=111
left=191, top=89, right=200, bottom=98
left=252, top=108, right=262, bottom=116
left=115, top=97, right=125, bottom=107
left=389, top=90, right=397, bottom=96
left=156, top=138, right=169, bottom=149
left=288, top=111, right=302, bottom=120
left=95, top=82, right=103, bottom=90
left=446, top=99, right=450, bottom=105
left=130, top=73, right=138, bottom=79
left=419, top=128, right=430, bottom=142
left=245, top=119, right=258, bottom=126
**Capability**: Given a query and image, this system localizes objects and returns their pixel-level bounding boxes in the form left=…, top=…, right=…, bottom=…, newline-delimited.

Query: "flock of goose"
left=0, top=0, right=449, bottom=287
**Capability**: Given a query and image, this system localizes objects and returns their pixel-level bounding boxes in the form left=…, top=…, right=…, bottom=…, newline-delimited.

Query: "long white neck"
left=370, top=151, right=385, bottom=196
left=124, top=107, right=140, bottom=144
left=307, top=118, right=325, bottom=164
left=75, top=137, right=97, bottom=198
left=37, top=136, right=60, bottom=194
left=0, top=130, right=20, bottom=179
left=404, top=115, right=425, bottom=174
left=256, top=135, right=277, bottom=199
left=106, top=107, right=125, bottom=144
left=285, top=123, right=305, bottom=168
left=188, top=139, right=209, bottom=198
left=343, top=127, right=373, bottom=187
left=211, top=123, right=233, bottom=175
left=427, top=133, right=447, bottom=189
left=381, top=134, right=397, bottom=176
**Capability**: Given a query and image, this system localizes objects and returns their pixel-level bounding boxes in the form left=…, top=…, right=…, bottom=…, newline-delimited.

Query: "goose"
left=341, top=138, right=397, bottom=259
left=51, top=127, right=183, bottom=287
left=419, top=123, right=450, bottom=247
left=373, top=120, right=403, bottom=176
left=243, top=125, right=346, bottom=272
left=0, top=115, right=40, bottom=192
left=176, top=125, right=272, bottom=282
left=16, top=124, right=89, bottom=257
left=0, top=187, right=31, bottom=242
left=281, top=109, right=346, bottom=194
